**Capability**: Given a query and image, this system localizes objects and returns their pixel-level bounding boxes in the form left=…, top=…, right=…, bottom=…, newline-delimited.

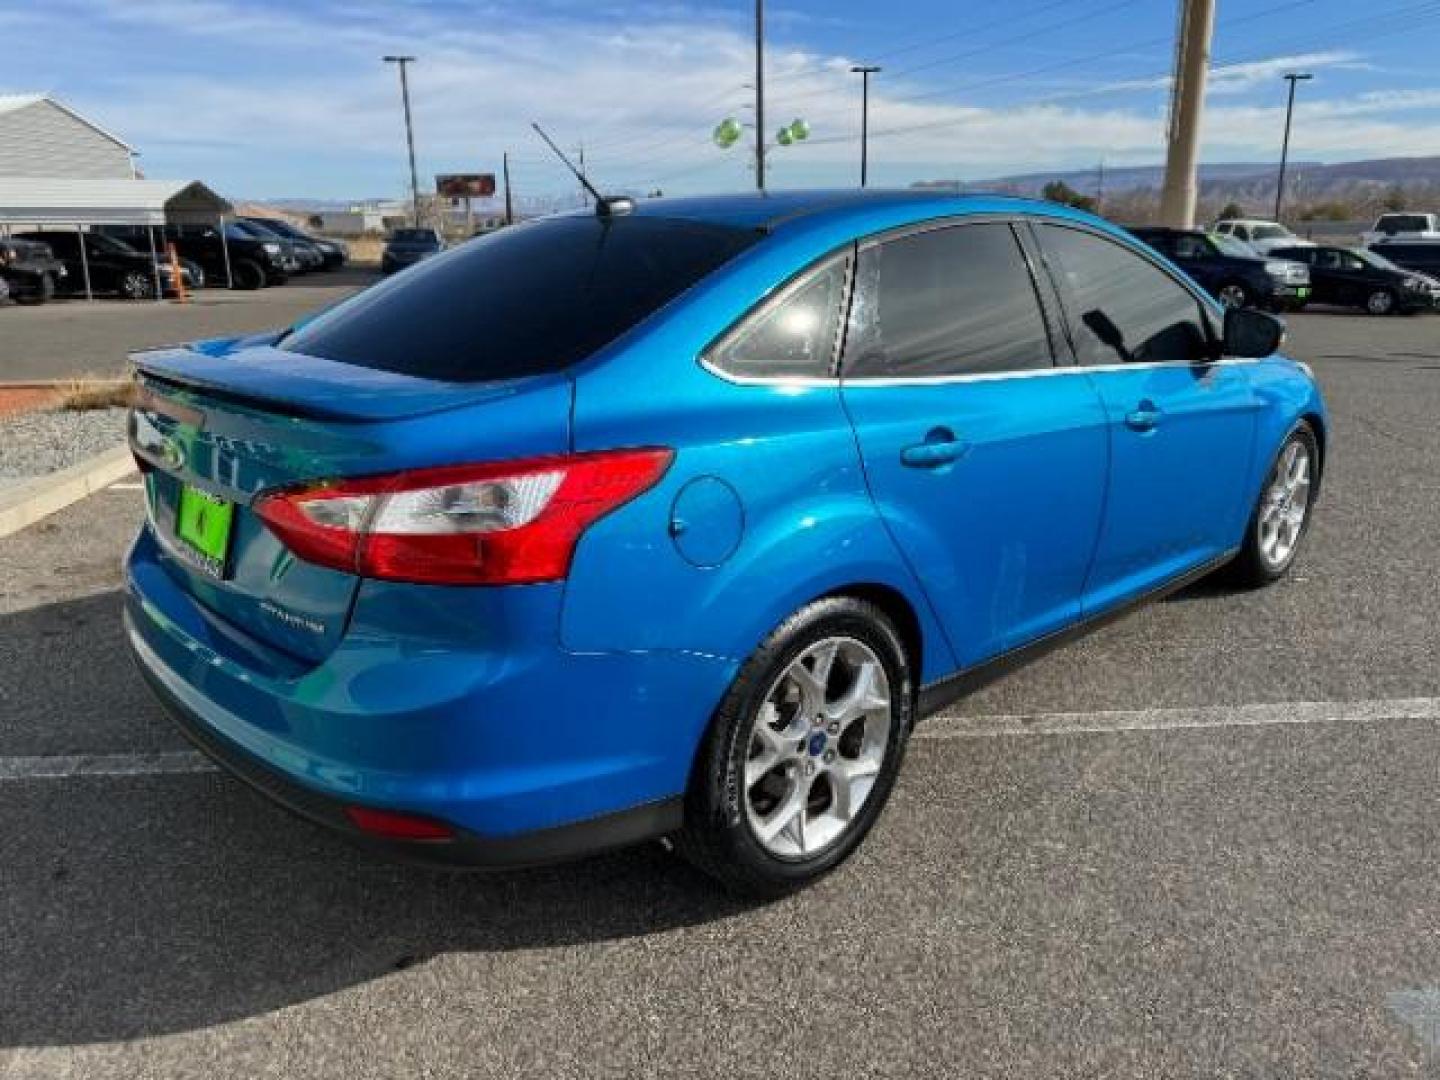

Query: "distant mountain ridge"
left=964, top=156, right=1440, bottom=201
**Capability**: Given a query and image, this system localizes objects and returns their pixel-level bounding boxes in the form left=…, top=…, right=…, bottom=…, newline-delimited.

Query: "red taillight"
left=344, top=805, right=455, bottom=841
left=253, top=448, right=673, bottom=586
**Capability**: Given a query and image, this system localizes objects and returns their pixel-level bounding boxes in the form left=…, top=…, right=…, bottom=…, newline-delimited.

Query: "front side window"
left=843, top=221, right=1052, bottom=379
left=706, top=257, right=849, bottom=379
left=1037, top=224, right=1213, bottom=366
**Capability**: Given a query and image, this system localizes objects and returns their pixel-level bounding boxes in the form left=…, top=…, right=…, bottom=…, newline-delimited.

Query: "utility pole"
left=1274, top=72, right=1313, bottom=222
left=383, top=55, right=421, bottom=225
left=754, top=0, right=766, bottom=192
left=503, top=151, right=514, bottom=225
left=1096, top=157, right=1106, bottom=214
left=851, top=65, right=881, bottom=188
left=1158, top=0, right=1214, bottom=229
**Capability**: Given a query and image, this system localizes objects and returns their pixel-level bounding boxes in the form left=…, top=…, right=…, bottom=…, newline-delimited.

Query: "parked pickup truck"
left=1363, top=213, right=1440, bottom=244
left=0, top=238, right=67, bottom=304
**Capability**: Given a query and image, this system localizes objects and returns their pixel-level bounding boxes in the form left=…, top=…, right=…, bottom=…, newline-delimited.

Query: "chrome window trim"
left=698, top=355, right=1260, bottom=392
left=699, top=211, right=1240, bottom=390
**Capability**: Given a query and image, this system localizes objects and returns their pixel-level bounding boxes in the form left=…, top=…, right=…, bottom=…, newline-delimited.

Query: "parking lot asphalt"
left=0, top=268, right=378, bottom=382
left=2, top=311, right=1440, bottom=1077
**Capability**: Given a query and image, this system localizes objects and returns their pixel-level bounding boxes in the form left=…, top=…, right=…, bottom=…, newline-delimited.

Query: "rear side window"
left=284, top=216, right=760, bottom=382
left=1037, top=224, right=1213, bottom=366
left=844, top=221, right=1053, bottom=379
left=705, top=257, right=849, bottom=379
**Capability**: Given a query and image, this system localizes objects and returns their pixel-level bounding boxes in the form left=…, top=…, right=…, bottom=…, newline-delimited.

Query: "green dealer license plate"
left=175, top=484, right=234, bottom=579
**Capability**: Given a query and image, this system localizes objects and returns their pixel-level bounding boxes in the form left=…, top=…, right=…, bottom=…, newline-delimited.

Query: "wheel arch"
left=1300, top=410, right=1327, bottom=499
left=816, top=582, right=924, bottom=691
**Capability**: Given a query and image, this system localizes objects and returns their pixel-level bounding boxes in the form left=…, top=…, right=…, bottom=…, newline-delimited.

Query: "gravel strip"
left=0, top=407, right=128, bottom=488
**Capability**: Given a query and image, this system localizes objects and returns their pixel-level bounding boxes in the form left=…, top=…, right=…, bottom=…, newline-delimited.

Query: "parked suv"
left=229, top=219, right=307, bottom=275
left=1368, top=240, right=1440, bottom=280
left=381, top=227, right=444, bottom=274
left=125, top=193, right=1327, bottom=895
left=1129, top=227, right=1310, bottom=310
left=0, top=238, right=66, bottom=304
left=16, top=230, right=193, bottom=300
left=1362, top=212, right=1440, bottom=244
left=1213, top=218, right=1314, bottom=255
left=1272, top=244, right=1440, bottom=315
left=241, top=217, right=347, bottom=269
left=102, top=223, right=290, bottom=289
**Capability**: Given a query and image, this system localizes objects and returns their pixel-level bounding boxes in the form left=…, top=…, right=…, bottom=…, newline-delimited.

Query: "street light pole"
left=383, top=55, right=421, bottom=225
left=851, top=65, right=881, bottom=188
left=754, top=0, right=765, bottom=191
left=1274, top=72, right=1313, bottom=222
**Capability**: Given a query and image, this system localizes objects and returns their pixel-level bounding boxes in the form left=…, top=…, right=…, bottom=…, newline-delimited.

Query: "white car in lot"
left=1362, top=212, right=1440, bottom=245
left=1214, top=218, right=1316, bottom=255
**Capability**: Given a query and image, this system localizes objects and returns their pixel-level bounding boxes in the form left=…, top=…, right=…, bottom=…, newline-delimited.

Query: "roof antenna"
left=530, top=122, right=634, bottom=218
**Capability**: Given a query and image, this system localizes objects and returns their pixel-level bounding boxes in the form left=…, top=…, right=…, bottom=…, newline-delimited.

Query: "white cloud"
left=28, top=0, right=1440, bottom=195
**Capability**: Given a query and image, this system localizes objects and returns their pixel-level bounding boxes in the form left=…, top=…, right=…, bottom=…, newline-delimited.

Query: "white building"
left=0, top=94, right=137, bottom=179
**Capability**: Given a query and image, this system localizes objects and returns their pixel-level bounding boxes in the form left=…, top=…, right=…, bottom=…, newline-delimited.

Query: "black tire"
left=13, top=273, right=53, bottom=306
left=1227, top=422, right=1319, bottom=588
left=120, top=269, right=155, bottom=300
left=1365, top=288, right=1397, bottom=316
left=230, top=260, right=263, bottom=291
left=674, top=596, right=915, bottom=898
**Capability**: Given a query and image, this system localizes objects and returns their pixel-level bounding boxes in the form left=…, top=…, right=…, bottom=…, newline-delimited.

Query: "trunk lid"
left=130, top=344, right=572, bottom=663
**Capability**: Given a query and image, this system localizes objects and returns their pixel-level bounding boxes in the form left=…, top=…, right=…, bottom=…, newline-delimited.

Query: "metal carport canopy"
left=0, top=177, right=232, bottom=226
left=0, top=178, right=234, bottom=299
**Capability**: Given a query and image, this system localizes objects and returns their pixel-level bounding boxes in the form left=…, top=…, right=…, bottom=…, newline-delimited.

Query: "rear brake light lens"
left=253, top=448, right=672, bottom=585
left=345, top=805, right=455, bottom=841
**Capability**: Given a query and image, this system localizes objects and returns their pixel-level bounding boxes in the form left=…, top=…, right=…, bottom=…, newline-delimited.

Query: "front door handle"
left=901, top=428, right=969, bottom=468
left=1125, top=401, right=1162, bottom=432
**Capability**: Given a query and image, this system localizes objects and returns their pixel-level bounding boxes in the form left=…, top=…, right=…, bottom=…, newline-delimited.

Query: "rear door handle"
left=1125, top=401, right=1162, bottom=432
left=901, top=428, right=970, bottom=468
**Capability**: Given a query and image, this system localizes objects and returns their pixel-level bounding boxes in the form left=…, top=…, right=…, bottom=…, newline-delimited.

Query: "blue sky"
left=5, top=0, right=1440, bottom=201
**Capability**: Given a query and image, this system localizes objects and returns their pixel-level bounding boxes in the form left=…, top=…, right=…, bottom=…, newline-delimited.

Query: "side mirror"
left=1222, top=305, right=1284, bottom=358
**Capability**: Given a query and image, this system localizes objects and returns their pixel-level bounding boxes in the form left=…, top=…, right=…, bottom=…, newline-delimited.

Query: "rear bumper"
left=130, top=635, right=681, bottom=867
left=124, top=524, right=730, bottom=865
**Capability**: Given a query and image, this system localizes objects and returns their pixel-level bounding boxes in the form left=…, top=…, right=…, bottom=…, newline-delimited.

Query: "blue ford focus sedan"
left=125, top=191, right=1327, bottom=895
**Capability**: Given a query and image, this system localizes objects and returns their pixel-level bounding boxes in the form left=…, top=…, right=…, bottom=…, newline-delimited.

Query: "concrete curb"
left=0, top=443, right=135, bottom=539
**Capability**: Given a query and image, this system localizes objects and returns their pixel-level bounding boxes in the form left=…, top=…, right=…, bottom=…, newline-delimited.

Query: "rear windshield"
left=283, top=215, right=762, bottom=382
left=390, top=228, right=437, bottom=243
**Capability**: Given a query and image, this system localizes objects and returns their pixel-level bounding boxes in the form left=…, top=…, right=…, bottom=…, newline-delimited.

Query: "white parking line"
left=0, top=750, right=214, bottom=781
left=3, top=697, right=1439, bottom=782
left=919, top=696, right=1440, bottom=739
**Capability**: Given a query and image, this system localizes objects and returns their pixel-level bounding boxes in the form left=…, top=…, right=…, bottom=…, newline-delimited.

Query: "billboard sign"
left=436, top=173, right=496, bottom=198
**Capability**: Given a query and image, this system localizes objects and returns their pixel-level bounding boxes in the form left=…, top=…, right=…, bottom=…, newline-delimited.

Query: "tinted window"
left=284, top=216, right=760, bottom=381
left=391, top=229, right=437, bottom=243
left=1172, top=235, right=1211, bottom=260
left=1037, top=225, right=1213, bottom=366
left=844, top=222, right=1052, bottom=379
left=706, top=257, right=848, bottom=379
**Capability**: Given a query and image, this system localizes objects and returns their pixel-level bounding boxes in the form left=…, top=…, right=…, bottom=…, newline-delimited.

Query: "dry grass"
left=346, top=237, right=385, bottom=265
left=58, top=376, right=138, bottom=412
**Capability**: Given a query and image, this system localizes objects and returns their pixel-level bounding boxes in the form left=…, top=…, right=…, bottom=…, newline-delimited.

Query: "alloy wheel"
left=122, top=271, right=154, bottom=300
left=1258, top=438, right=1312, bottom=570
left=743, top=636, right=892, bottom=858
left=1218, top=284, right=1248, bottom=309
left=1367, top=289, right=1394, bottom=316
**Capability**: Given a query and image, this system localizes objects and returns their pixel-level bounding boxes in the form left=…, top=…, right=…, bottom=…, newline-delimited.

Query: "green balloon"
left=789, top=118, right=810, bottom=141
left=776, top=126, right=794, bottom=146
left=712, top=118, right=742, bottom=149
